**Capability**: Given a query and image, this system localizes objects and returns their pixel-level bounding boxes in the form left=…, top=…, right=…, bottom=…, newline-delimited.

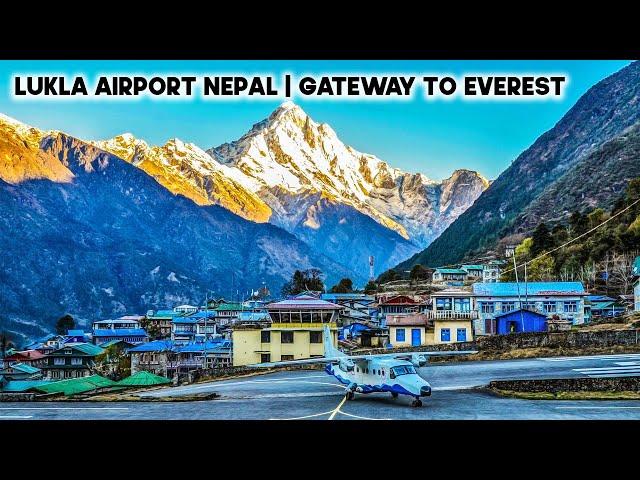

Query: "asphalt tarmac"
left=3, top=353, right=640, bottom=420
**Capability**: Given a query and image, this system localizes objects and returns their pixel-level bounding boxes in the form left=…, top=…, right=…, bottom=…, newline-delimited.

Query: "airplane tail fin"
left=323, top=325, right=344, bottom=358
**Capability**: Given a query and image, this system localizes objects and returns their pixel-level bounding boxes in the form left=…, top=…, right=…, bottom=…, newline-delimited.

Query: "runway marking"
left=337, top=410, right=390, bottom=420
left=555, top=406, right=640, bottom=410
left=572, top=365, right=640, bottom=377
left=540, top=354, right=640, bottom=362
left=0, top=407, right=128, bottom=410
left=270, top=410, right=335, bottom=420
left=328, top=396, right=347, bottom=420
left=615, top=362, right=640, bottom=366
left=0, top=415, right=33, bottom=419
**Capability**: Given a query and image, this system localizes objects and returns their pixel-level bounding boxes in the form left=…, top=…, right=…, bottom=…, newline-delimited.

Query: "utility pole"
left=203, top=291, right=209, bottom=372
left=513, top=249, right=525, bottom=333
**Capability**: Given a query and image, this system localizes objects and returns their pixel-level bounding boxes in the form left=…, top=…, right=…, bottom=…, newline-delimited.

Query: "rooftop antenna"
left=369, top=256, right=375, bottom=282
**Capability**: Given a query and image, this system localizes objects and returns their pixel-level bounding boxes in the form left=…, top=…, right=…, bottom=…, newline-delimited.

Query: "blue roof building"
left=493, top=309, right=548, bottom=335
left=473, top=281, right=587, bottom=335
left=91, top=328, right=148, bottom=345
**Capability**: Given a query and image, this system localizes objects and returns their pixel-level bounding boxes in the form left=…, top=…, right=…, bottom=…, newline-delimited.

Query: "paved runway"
left=3, top=353, right=640, bottom=420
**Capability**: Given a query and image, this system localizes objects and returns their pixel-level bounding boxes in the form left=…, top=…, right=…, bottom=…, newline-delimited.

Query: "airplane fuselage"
left=325, top=358, right=432, bottom=403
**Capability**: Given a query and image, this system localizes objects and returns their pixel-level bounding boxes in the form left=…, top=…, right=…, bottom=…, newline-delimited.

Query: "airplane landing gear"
left=411, top=398, right=423, bottom=407
left=345, top=390, right=355, bottom=401
left=391, top=392, right=398, bottom=398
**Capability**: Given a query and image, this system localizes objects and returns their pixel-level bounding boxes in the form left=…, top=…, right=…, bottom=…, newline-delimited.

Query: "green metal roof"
left=213, top=303, right=244, bottom=311
left=7, top=363, right=41, bottom=374
left=71, top=343, right=105, bottom=356
left=462, top=265, right=484, bottom=270
left=435, top=268, right=468, bottom=275
left=32, top=375, right=118, bottom=396
left=3, top=380, right=51, bottom=392
left=116, top=371, right=172, bottom=387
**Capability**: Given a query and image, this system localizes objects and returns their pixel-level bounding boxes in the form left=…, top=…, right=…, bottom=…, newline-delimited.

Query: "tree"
left=409, top=264, right=429, bottom=281
left=281, top=269, right=325, bottom=296
left=569, top=211, right=589, bottom=237
left=55, top=314, right=75, bottom=335
left=527, top=255, right=556, bottom=281
left=1, top=331, right=15, bottom=357
left=330, top=278, right=353, bottom=293
left=608, top=251, right=637, bottom=295
left=363, top=281, right=378, bottom=294
left=530, top=222, right=554, bottom=257
left=94, top=344, right=131, bottom=380
left=377, top=269, right=400, bottom=284
left=140, top=317, right=162, bottom=341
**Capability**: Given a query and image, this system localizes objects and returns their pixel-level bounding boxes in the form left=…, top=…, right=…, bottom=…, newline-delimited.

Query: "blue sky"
left=0, top=60, right=631, bottom=180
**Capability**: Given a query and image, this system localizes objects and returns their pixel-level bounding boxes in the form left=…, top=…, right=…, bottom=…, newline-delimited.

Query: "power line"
left=503, top=196, right=640, bottom=275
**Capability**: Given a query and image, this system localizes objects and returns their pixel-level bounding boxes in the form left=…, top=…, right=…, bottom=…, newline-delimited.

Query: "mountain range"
left=94, top=102, right=488, bottom=274
left=0, top=104, right=486, bottom=339
left=398, top=60, right=640, bottom=270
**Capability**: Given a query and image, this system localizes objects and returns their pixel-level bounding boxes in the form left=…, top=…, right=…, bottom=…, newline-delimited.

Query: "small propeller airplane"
left=249, top=325, right=476, bottom=407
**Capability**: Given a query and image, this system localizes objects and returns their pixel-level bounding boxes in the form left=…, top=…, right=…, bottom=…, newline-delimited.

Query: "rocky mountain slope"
left=95, top=102, right=487, bottom=274
left=398, top=61, right=640, bottom=269
left=0, top=116, right=354, bottom=340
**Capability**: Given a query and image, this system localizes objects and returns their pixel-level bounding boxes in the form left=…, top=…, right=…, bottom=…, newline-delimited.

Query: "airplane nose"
left=420, top=385, right=432, bottom=397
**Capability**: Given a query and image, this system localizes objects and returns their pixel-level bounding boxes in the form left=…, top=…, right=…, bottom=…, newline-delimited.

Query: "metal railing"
left=424, top=310, right=478, bottom=319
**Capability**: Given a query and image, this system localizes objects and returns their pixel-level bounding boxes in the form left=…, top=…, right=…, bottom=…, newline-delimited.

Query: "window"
left=281, top=355, right=294, bottom=361
left=260, top=354, right=271, bottom=363
left=50, top=371, right=60, bottom=379
left=395, top=328, right=406, bottom=342
left=54, top=357, right=65, bottom=366
left=436, top=298, right=452, bottom=311
left=544, top=301, right=557, bottom=313
left=71, top=357, right=82, bottom=365
left=441, top=328, right=451, bottom=342
left=502, top=302, right=516, bottom=313
left=261, top=331, right=271, bottom=343
left=457, top=328, right=467, bottom=342
left=372, top=369, right=376, bottom=375
left=480, top=302, right=495, bottom=314
left=390, top=365, right=417, bottom=377
left=281, top=331, right=294, bottom=344
left=310, top=331, right=322, bottom=343
left=564, top=301, right=578, bottom=313
left=454, top=298, right=471, bottom=312
left=523, top=302, right=537, bottom=311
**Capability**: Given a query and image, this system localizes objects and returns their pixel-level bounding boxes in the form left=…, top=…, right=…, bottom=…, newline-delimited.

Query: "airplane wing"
left=247, top=350, right=477, bottom=368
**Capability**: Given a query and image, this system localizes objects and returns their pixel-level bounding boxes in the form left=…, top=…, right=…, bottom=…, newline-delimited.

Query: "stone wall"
left=0, top=393, right=36, bottom=402
left=490, top=376, right=640, bottom=393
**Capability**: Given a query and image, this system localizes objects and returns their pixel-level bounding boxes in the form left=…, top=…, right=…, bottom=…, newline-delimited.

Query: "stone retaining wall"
left=490, top=377, right=640, bottom=393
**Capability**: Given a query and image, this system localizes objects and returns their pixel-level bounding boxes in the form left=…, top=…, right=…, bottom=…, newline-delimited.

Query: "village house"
left=432, top=268, right=468, bottom=284
left=41, top=343, right=105, bottom=380
left=92, top=328, right=148, bottom=345
left=231, top=294, right=341, bottom=366
left=23, top=334, right=65, bottom=355
left=376, top=294, right=428, bottom=323
left=461, top=265, right=484, bottom=279
left=129, top=340, right=174, bottom=377
left=473, top=281, right=588, bottom=336
left=144, top=310, right=179, bottom=339
left=1, top=349, right=47, bottom=369
left=386, top=314, right=434, bottom=347
left=428, top=288, right=477, bottom=344
left=321, top=293, right=377, bottom=324
left=482, top=260, right=503, bottom=283
left=212, top=303, right=246, bottom=326
left=587, top=295, right=627, bottom=318
left=0, top=362, right=42, bottom=381
left=171, top=316, right=198, bottom=344
left=167, top=339, right=232, bottom=376
left=492, top=308, right=548, bottom=334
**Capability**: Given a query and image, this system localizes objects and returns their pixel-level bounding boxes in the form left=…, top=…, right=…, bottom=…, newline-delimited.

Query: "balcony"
left=424, top=310, right=478, bottom=319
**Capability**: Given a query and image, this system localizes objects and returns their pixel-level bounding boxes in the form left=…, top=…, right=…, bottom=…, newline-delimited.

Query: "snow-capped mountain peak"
left=208, top=102, right=488, bottom=244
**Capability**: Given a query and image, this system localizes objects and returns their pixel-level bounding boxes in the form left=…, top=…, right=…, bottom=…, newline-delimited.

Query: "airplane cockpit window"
left=390, top=365, right=417, bottom=377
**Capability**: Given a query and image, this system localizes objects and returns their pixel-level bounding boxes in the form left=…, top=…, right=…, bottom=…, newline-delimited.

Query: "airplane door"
left=411, top=328, right=421, bottom=346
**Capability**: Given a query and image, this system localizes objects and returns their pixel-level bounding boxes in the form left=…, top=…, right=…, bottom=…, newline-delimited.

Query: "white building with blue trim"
left=472, top=281, right=587, bottom=335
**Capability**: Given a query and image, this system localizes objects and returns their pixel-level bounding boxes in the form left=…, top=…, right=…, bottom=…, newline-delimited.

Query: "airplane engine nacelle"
left=339, top=359, right=355, bottom=372
left=410, top=354, right=428, bottom=367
